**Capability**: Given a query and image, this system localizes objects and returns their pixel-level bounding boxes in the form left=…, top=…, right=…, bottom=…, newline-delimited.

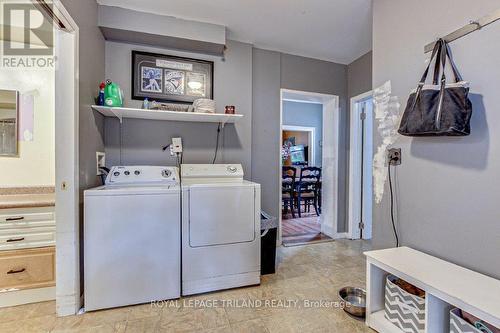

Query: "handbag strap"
left=411, top=40, right=443, bottom=110
left=436, top=39, right=448, bottom=130
left=418, top=39, right=443, bottom=86
left=443, top=41, right=463, bottom=83
left=432, top=43, right=443, bottom=85
left=436, top=39, right=464, bottom=83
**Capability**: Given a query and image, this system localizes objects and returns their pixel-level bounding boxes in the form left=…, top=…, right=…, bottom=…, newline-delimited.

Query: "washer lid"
left=84, top=184, right=180, bottom=196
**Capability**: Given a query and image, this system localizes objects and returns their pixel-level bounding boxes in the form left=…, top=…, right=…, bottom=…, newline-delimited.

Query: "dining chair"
left=282, top=166, right=296, bottom=218
left=295, top=167, right=321, bottom=217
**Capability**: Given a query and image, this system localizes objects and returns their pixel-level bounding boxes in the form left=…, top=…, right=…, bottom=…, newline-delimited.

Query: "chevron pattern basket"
left=450, top=308, right=485, bottom=333
left=384, top=275, right=425, bottom=333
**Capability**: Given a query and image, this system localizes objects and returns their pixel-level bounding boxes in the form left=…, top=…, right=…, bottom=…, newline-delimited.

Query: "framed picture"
left=132, top=51, right=214, bottom=103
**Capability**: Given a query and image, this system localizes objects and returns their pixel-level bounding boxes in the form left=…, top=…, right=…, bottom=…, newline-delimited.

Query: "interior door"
left=189, top=185, right=255, bottom=247
left=361, top=99, right=373, bottom=239
left=350, top=96, right=373, bottom=240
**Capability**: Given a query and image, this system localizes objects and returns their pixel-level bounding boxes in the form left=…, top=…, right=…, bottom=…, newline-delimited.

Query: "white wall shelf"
left=365, top=247, right=500, bottom=333
left=91, top=105, right=243, bottom=125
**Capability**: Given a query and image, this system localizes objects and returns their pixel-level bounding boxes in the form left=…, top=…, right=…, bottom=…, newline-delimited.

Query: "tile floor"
left=0, top=240, right=374, bottom=333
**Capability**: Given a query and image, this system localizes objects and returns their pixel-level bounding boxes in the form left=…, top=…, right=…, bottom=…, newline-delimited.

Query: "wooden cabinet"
left=0, top=247, right=55, bottom=290
left=0, top=204, right=56, bottom=305
left=0, top=206, right=56, bottom=292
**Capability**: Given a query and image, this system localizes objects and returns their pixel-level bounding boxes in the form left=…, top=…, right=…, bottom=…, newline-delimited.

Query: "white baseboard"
left=56, top=292, right=80, bottom=316
left=333, top=232, right=349, bottom=239
left=0, top=287, right=55, bottom=308
left=321, top=224, right=335, bottom=238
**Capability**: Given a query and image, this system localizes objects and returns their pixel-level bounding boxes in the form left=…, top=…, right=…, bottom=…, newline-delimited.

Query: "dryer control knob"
left=134, top=170, right=141, bottom=175
left=227, top=166, right=237, bottom=173
left=113, top=172, right=120, bottom=176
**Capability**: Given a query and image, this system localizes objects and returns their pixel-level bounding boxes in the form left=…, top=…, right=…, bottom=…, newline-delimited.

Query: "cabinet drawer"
left=0, top=207, right=55, bottom=230
left=0, top=247, right=55, bottom=290
left=0, top=230, right=55, bottom=251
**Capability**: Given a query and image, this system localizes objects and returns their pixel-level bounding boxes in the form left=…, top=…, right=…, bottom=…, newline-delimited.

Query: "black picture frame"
left=131, top=51, right=214, bottom=103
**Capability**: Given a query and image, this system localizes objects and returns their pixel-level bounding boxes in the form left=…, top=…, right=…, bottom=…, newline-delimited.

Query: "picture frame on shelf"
left=131, top=51, right=214, bottom=103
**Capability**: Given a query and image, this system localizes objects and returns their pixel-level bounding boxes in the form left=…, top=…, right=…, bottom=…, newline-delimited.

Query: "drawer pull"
left=7, top=268, right=26, bottom=274
left=6, top=237, right=25, bottom=243
left=5, top=216, right=25, bottom=221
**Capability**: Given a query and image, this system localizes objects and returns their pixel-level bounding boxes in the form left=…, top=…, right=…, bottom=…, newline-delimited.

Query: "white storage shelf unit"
left=365, top=247, right=500, bottom=333
left=92, top=105, right=243, bottom=124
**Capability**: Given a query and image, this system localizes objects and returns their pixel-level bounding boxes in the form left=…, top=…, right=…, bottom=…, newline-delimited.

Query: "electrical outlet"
left=96, top=152, right=106, bottom=175
left=388, top=148, right=401, bottom=166
left=172, top=137, right=183, bottom=153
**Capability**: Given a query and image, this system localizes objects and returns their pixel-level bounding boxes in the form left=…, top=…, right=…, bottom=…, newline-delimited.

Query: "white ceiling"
left=96, top=0, right=372, bottom=64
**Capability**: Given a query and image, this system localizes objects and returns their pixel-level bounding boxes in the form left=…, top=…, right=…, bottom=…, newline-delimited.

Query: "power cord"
left=175, top=153, right=182, bottom=168
left=388, top=159, right=400, bottom=247
left=212, top=123, right=221, bottom=164
left=162, top=144, right=182, bottom=168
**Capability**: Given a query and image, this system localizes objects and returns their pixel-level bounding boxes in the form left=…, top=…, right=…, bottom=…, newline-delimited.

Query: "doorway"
left=0, top=0, right=78, bottom=314
left=279, top=89, right=340, bottom=246
left=348, top=91, right=373, bottom=240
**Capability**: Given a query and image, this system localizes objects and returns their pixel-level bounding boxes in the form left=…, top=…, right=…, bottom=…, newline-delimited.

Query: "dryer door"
left=188, top=184, right=255, bottom=247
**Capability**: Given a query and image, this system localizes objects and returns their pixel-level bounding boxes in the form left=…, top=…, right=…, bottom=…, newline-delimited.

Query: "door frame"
left=348, top=91, right=373, bottom=240
left=279, top=89, right=340, bottom=244
left=51, top=0, right=81, bottom=316
left=282, top=125, right=316, bottom=166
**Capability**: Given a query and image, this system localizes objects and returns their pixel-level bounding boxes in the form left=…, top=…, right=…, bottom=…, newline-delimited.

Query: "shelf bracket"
left=220, top=116, right=231, bottom=128
left=110, top=108, right=123, bottom=123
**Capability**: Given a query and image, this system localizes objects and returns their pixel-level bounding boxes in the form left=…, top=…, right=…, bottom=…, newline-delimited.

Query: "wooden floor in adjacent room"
left=282, top=211, right=333, bottom=246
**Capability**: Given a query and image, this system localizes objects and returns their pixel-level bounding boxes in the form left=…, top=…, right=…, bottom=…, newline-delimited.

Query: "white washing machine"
left=181, top=164, right=261, bottom=295
left=84, top=166, right=180, bottom=311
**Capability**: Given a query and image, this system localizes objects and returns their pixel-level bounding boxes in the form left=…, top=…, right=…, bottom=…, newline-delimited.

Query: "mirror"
left=0, top=90, right=19, bottom=156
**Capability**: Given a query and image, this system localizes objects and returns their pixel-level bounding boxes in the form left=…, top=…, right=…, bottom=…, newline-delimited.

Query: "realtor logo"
left=2, top=2, right=53, bottom=56
left=1, top=2, right=55, bottom=69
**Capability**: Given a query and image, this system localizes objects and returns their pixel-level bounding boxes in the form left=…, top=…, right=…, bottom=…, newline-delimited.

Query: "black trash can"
left=260, top=211, right=278, bottom=275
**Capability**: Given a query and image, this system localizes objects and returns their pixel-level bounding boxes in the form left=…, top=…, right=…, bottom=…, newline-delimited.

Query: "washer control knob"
left=134, top=170, right=141, bottom=175
left=124, top=171, right=130, bottom=176
left=227, top=166, right=237, bottom=173
left=162, top=169, right=172, bottom=178
left=113, top=172, right=120, bottom=176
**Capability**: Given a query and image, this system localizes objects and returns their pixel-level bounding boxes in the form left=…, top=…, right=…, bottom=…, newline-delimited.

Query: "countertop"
left=0, top=187, right=55, bottom=209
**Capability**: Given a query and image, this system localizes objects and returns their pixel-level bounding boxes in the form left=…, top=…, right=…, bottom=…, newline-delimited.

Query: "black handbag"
left=398, top=39, right=472, bottom=136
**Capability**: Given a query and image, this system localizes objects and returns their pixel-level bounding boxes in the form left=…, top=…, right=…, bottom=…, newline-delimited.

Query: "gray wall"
left=104, top=44, right=350, bottom=232
left=252, top=50, right=348, bottom=231
left=251, top=49, right=281, bottom=218
left=98, top=5, right=226, bottom=56
left=104, top=40, right=253, bottom=176
left=373, top=0, right=500, bottom=279
left=282, top=54, right=348, bottom=232
left=348, top=51, right=372, bottom=100
left=282, top=101, right=323, bottom=167
left=60, top=0, right=106, bottom=194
